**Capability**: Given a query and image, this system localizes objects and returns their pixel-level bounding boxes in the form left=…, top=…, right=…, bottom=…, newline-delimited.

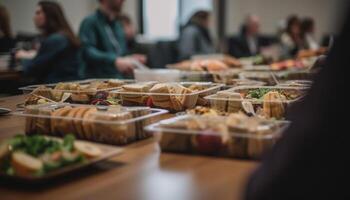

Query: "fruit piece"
left=95, top=91, right=109, bottom=100
left=11, top=152, right=43, bottom=176
left=74, top=141, right=102, bottom=158
left=193, top=130, right=223, bottom=155
left=146, top=97, right=154, bottom=107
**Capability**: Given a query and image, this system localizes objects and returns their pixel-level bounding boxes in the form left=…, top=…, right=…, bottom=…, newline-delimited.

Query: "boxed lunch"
left=111, top=82, right=223, bottom=112
left=205, top=86, right=308, bottom=120
left=20, top=79, right=133, bottom=106
left=145, top=114, right=289, bottom=159
left=13, top=103, right=168, bottom=145
left=0, top=134, right=123, bottom=181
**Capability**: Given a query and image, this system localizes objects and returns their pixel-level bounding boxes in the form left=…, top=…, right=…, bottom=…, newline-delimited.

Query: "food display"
left=15, top=103, right=168, bottom=145
left=145, top=113, right=288, bottom=159
left=205, top=86, right=307, bottom=120
left=0, top=134, right=123, bottom=179
left=21, top=79, right=131, bottom=105
left=112, top=82, right=223, bottom=112
left=170, top=55, right=241, bottom=71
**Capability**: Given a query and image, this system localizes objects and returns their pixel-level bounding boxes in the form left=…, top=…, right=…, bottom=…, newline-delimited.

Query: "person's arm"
left=79, top=19, right=117, bottom=67
left=22, top=34, right=68, bottom=76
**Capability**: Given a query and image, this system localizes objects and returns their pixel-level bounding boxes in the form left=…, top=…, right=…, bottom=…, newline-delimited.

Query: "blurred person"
left=301, top=17, right=319, bottom=50
left=244, top=7, right=348, bottom=200
left=228, top=15, right=274, bottom=58
left=0, top=5, right=15, bottom=53
left=118, top=14, right=146, bottom=63
left=79, top=0, right=144, bottom=79
left=280, top=15, right=303, bottom=57
left=178, top=10, right=215, bottom=60
left=119, top=14, right=136, bottom=53
left=16, top=1, right=81, bottom=83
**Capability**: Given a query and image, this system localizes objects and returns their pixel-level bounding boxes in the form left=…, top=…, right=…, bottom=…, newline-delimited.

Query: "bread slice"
left=74, top=141, right=102, bottom=158
left=35, top=108, right=54, bottom=135
left=11, top=152, right=43, bottom=176
left=64, top=107, right=82, bottom=136
left=81, top=108, right=97, bottom=140
left=122, top=82, right=156, bottom=92
left=73, top=107, right=90, bottom=139
left=51, top=106, right=72, bottom=136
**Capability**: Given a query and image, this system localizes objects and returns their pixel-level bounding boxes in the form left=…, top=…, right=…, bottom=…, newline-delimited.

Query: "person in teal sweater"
left=16, top=1, right=82, bottom=83
left=79, top=0, right=145, bottom=79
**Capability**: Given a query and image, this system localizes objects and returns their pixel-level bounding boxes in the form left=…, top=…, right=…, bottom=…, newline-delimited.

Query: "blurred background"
left=0, top=0, right=346, bottom=96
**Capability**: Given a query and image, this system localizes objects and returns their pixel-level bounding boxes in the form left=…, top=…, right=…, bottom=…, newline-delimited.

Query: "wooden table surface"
left=0, top=95, right=258, bottom=200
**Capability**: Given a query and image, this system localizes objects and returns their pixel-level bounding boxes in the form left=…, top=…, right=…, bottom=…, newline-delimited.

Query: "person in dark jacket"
left=228, top=15, right=273, bottom=58
left=178, top=10, right=215, bottom=60
left=0, top=5, right=15, bottom=53
left=79, top=0, right=146, bottom=79
left=245, top=6, right=348, bottom=200
left=16, top=1, right=81, bottom=83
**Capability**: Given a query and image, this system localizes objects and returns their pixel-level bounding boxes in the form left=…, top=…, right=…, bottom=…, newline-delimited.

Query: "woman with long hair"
left=0, top=5, right=15, bottom=52
left=17, top=1, right=81, bottom=83
left=280, top=15, right=304, bottom=57
left=178, top=10, right=215, bottom=60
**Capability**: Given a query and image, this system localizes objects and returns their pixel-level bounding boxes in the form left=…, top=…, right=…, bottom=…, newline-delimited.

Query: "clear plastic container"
left=134, top=69, right=181, bottom=82
left=277, top=80, right=313, bottom=88
left=19, top=79, right=134, bottom=104
left=145, top=115, right=289, bottom=159
left=205, top=86, right=308, bottom=120
left=13, top=103, right=168, bottom=145
left=111, top=82, right=223, bottom=112
left=239, top=70, right=314, bottom=86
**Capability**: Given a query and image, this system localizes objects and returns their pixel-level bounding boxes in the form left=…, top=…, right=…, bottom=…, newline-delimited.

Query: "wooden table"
left=0, top=95, right=258, bottom=200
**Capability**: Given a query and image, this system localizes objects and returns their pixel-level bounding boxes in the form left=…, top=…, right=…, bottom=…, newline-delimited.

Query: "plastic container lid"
left=13, top=103, right=168, bottom=125
left=111, top=82, right=224, bottom=96
left=205, top=86, right=308, bottom=104
left=145, top=115, right=289, bottom=139
left=19, top=79, right=134, bottom=94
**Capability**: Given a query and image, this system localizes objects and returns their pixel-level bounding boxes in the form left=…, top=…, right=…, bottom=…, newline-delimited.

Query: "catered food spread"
left=112, top=82, right=222, bottom=112
left=169, top=55, right=242, bottom=71
left=15, top=103, right=168, bottom=145
left=145, top=113, right=288, bottom=159
left=0, top=134, right=122, bottom=179
left=22, top=79, right=130, bottom=105
left=205, top=86, right=306, bottom=120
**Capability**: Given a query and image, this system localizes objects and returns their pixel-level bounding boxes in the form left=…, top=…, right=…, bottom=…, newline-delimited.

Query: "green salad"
left=245, top=88, right=302, bottom=100
left=0, top=134, right=101, bottom=177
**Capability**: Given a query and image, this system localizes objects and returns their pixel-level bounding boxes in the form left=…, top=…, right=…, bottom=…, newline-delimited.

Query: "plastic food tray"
left=111, top=82, right=223, bottom=112
left=239, top=70, right=314, bottom=86
left=19, top=79, right=134, bottom=94
left=0, top=136, right=123, bottom=183
left=19, top=79, right=134, bottom=104
left=13, top=103, right=168, bottom=145
left=277, top=80, right=313, bottom=88
left=205, top=86, right=308, bottom=119
left=145, top=115, right=289, bottom=159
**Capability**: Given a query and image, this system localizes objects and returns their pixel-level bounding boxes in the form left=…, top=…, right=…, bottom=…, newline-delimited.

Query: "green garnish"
left=1, top=134, right=87, bottom=177
left=246, top=88, right=273, bottom=99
